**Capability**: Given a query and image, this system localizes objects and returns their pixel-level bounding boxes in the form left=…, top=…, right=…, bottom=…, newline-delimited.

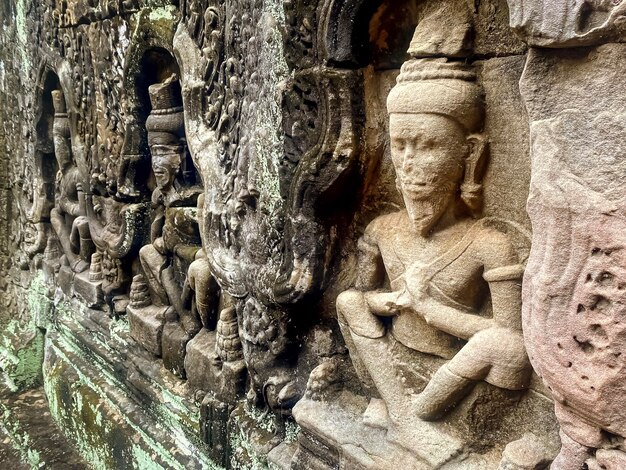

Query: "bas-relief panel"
left=288, top=4, right=560, bottom=467
left=7, top=0, right=569, bottom=468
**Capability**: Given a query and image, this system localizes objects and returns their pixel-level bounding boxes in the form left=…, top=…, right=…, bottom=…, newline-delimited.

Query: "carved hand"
left=365, top=290, right=412, bottom=317
left=154, top=237, right=166, bottom=255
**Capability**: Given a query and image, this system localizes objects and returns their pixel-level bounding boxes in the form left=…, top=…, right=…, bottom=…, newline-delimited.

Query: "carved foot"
left=304, top=357, right=342, bottom=401
left=362, top=397, right=389, bottom=430
left=71, top=258, right=90, bottom=274
left=264, top=376, right=301, bottom=412
left=500, top=433, right=555, bottom=469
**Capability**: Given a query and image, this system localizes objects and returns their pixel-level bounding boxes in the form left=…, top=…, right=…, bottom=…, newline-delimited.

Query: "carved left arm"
left=417, top=273, right=522, bottom=341
left=483, top=265, right=524, bottom=331
left=416, top=298, right=494, bottom=340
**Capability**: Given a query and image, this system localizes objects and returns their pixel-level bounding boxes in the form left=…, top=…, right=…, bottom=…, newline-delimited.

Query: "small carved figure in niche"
left=137, top=76, right=203, bottom=376
left=336, top=58, right=531, bottom=452
left=116, top=120, right=145, bottom=199
left=48, top=90, right=95, bottom=273
left=144, top=76, right=201, bottom=208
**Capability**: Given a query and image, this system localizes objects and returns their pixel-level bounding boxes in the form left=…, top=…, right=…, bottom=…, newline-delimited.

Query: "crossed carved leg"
left=50, top=208, right=89, bottom=273
left=415, top=326, right=529, bottom=421
left=413, top=365, right=474, bottom=421
left=336, top=290, right=415, bottom=430
left=139, top=244, right=169, bottom=306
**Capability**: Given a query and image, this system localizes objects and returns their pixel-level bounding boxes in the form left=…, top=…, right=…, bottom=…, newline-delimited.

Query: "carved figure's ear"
left=460, top=134, right=488, bottom=215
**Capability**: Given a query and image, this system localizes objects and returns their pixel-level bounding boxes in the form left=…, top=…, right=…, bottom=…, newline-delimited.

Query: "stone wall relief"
left=507, top=0, right=626, bottom=47
left=174, top=0, right=365, bottom=427
left=21, top=68, right=62, bottom=269
left=114, top=8, right=249, bottom=434
left=7, top=1, right=585, bottom=468
left=38, top=81, right=103, bottom=309
left=81, top=8, right=179, bottom=317
left=291, top=2, right=559, bottom=468
left=129, top=74, right=205, bottom=377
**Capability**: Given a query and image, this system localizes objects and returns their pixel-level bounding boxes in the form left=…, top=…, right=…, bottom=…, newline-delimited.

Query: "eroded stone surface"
left=507, top=0, right=626, bottom=47
left=521, top=44, right=626, bottom=468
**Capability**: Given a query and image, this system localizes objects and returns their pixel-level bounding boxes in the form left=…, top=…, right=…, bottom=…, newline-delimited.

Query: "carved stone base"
left=57, top=266, right=74, bottom=297
left=127, top=305, right=168, bottom=357
left=292, top=393, right=463, bottom=470
left=185, top=328, right=247, bottom=400
left=73, top=271, right=103, bottom=308
left=162, top=322, right=193, bottom=378
left=185, top=328, right=220, bottom=391
left=292, top=385, right=560, bottom=470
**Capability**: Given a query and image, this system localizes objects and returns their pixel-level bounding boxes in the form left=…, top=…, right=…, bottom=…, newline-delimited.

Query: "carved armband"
left=483, top=264, right=524, bottom=283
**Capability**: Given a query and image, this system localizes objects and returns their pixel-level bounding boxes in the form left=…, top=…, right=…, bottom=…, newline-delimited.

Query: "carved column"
left=507, top=1, right=626, bottom=468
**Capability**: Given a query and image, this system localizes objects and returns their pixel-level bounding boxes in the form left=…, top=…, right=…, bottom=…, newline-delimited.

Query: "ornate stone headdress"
left=146, top=75, right=185, bottom=150
left=387, top=58, right=484, bottom=134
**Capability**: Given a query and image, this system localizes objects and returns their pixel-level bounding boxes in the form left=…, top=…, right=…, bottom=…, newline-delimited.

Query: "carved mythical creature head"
left=387, top=58, right=487, bottom=235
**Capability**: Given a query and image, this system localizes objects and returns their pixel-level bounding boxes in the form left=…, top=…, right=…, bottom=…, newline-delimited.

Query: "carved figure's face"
left=152, top=155, right=179, bottom=192
left=389, top=113, right=468, bottom=235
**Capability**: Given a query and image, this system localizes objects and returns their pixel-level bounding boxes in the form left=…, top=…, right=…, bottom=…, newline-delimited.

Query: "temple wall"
left=0, top=0, right=624, bottom=469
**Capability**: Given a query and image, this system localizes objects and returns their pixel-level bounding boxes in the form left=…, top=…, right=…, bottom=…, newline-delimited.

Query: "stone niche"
left=290, top=0, right=559, bottom=469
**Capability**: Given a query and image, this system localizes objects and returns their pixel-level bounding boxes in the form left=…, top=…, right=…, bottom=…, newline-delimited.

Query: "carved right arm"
left=354, top=232, right=384, bottom=292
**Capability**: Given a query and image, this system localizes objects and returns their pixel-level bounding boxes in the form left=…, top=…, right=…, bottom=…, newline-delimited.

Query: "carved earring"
left=460, top=134, right=488, bottom=216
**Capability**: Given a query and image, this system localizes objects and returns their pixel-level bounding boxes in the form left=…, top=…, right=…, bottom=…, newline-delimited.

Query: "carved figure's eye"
left=393, top=140, right=405, bottom=152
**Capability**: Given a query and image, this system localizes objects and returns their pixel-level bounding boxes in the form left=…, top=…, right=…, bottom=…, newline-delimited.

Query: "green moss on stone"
left=0, top=273, right=49, bottom=392
left=0, top=401, right=43, bottom=468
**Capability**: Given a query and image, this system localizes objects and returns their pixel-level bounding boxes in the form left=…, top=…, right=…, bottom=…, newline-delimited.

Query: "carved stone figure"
left=1, top=0, right=592, bottom=467
left=48, top=90, right=95, bottom=275
left=336, top=58, right=531, bottom=453
left=133, top=76, right=203, bottom=376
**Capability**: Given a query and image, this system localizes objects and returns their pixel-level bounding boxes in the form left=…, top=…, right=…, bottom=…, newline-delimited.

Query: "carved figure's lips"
left=402, top=181, right=426, bottom=187
left=401, top=181, right=453, bottom=194
left=401, top=182, right=435, bottom=195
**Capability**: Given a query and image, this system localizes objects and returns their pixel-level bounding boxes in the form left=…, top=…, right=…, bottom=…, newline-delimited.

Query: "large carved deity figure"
left=136, top=76, right=203, bottom=376
left=49, top=90, right=94, bottom=273
left=337, top=58, right=532, bottom=453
